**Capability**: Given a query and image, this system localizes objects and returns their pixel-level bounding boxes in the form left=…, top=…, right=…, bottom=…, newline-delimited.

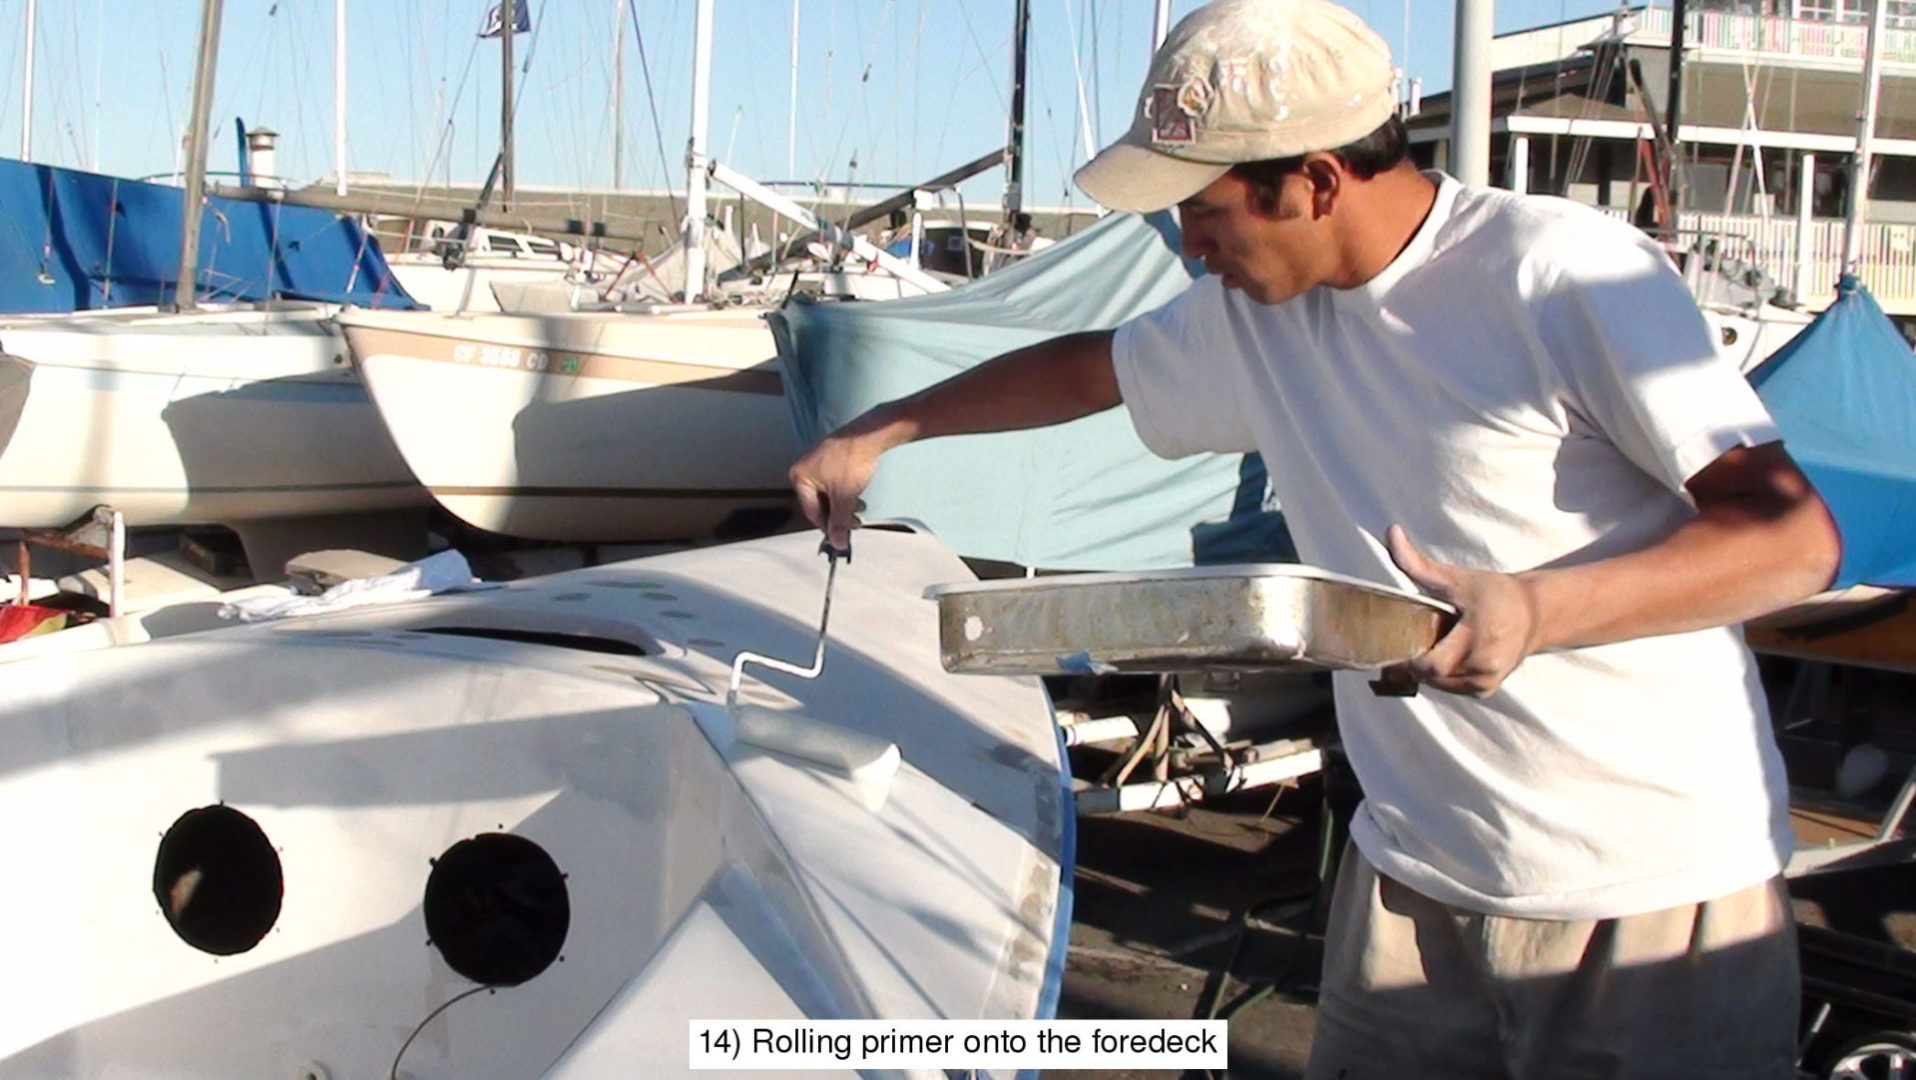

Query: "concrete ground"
left=1049, top=785, right=1332, bottom=1079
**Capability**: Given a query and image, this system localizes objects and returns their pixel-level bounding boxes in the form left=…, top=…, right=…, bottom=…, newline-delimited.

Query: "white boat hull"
left=0, top=528, right=1070, bottom=1078
left=0, top=305, right=425, bottom=528
left=341, top=308, right=800, bottom=543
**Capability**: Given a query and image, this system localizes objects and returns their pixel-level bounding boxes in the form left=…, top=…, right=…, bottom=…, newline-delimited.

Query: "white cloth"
left=220, top=549, right=480, bottom=622
left=1111, top=172, right=1792, bottom=919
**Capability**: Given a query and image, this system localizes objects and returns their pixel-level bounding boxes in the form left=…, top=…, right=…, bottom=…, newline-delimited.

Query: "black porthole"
left=423, top=833, right=569, bottom=987
left=153, top=805, right=284, bottom=955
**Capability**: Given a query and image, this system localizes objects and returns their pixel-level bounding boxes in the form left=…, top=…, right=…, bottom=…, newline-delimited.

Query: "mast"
left=500, top=0, right=516, bottom=209
left=788, top=0, right=800, bottom=179
left=1664, top=0, right=1689, bottom=217
left=682, top=0, right=716, bottom=302
left=1842, top=0, right=1888, bottom=276
left=335, top=0, right=347, bottom=196
left=173, top=0, right=225, bottom=312
left=1450, top=0, right=1492, bottom=186
left=1002, top=0, right=1030, bottom=226
left=20, top=0, right=35, bottom=159
left=613, top=0, right=626, bottom=190
left=1153, top=0, right=1173, bottom=48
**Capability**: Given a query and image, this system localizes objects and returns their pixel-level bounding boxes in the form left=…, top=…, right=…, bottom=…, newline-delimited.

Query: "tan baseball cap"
left=1075, top=0, right=1399, bottom=213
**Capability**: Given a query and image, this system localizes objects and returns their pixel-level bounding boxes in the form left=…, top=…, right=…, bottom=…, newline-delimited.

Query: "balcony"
left=1638, top=6, right=1916, bottom=67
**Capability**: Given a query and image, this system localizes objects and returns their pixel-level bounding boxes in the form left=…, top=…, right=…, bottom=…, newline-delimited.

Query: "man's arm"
left=1390, top=440, right=1842, bottom=696
left=790, top=329, right=1120, bottom=547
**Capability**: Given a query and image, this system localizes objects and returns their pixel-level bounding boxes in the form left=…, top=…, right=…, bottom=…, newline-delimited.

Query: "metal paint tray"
left=928, top=564, right=1456, bottom=676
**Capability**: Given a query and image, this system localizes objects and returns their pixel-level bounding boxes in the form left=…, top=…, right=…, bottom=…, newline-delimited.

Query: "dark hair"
left=1227, top=114, right=1410, bottom=207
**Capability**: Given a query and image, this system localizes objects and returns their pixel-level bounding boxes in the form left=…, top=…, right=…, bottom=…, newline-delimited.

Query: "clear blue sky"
left=0, top=0, right=1632, bottom=210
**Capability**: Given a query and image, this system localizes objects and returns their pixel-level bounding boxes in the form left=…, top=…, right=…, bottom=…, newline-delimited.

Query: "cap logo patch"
left=1149, top=76, right=1213, bottom=145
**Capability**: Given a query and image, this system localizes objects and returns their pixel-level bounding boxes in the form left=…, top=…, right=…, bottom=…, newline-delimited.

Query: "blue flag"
left=479, top=0, right=530, bottom=37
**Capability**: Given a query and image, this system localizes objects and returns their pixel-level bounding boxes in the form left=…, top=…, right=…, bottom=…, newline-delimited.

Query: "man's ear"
left=1301, top=155, right=1343, bottom=219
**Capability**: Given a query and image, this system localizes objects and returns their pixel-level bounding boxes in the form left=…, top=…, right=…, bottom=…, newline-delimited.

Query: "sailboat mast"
left=20, top=0, right=35, bottom=159
left=174, top=0, right=224, bottom=312
left=613, top=0, right=626, bottom=191
left=335, top=0, right=347, bottom=196
left=788, top=0, right=800, bottom=179
left=1451, top=0, right=1492, bottom=186
left=1153, top=0, right=1173, bottom=48
left=1665, top=0, right=1689, bottom=216
left=1003, top=0, right=1030, bottom=225
left=682, top=0, right=716, bottom=303
left=1842, top=0, right=1888, bottom=275
left=500, top=1, right=516, bottom=209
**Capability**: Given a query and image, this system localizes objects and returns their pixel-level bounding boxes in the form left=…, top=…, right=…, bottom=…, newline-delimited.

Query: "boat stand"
left=1062, top=675, right=1332, bottom=816
left=12, top=506, right=124, bottom=617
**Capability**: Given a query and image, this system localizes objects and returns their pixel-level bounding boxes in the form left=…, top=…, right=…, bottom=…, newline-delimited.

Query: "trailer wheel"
left=1823, top=1030, right=1916, bottom=1080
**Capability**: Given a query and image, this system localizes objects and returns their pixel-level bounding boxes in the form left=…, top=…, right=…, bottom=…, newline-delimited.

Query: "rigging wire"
left=627, top=0, right=680, bottom=234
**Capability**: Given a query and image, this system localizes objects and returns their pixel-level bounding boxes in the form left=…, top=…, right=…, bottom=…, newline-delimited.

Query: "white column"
left=1796, top=151, right=1816, bottom=303
left=1508, top=135, right=1530, bottom=194
left=1451, top=0, right=1494, bottom=186
left=682, top=0, right=715, bottom=303
left=334, top=0, right=347, bottom=195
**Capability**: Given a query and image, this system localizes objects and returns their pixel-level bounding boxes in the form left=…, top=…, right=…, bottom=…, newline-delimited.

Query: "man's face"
left=1176, top=170, right=1332, bottom=305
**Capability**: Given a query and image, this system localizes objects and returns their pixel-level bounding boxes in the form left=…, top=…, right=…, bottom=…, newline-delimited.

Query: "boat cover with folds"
left=0, top=157, right=418, bottom=313
left=1750, top=276, right=1916, bottom=588
left=771, top=211, right=1292, bottom=570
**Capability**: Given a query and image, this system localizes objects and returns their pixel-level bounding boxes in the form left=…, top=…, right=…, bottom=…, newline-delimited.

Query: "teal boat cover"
left=771, top=212, right=1291, bottom=571
left=1751, top=276, right=1916, bottom=588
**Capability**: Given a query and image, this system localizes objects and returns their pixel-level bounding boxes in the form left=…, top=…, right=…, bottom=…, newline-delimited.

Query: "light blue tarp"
left=0, top=157, right=417, bottom=313
left=771, top=211, right=1291, bottom=571
left=1751, top=277, right=1916, bottom=588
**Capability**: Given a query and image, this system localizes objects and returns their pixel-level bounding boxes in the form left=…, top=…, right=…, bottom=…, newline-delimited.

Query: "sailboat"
left=336, top=0, right=1020, bottom=544
left=0, top=524, right=1072, bottom=1076
left=0, top=3, right=427, bottom=557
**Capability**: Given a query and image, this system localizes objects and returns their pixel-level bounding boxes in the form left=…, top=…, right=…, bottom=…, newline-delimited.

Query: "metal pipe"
left=1450, top=0, right=1493, bottom=187
left=682, top=0, right=716, bottom=302
left=173, top=0, right=225, bottom=312
left=1843, top=0, right=1888, bottom=276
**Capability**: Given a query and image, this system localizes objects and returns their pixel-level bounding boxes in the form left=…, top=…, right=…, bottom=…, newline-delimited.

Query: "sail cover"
left=0, top=157, right=418, bottom=313
left=771, top=211, right=1291, bottom=571
left=1750, top=277, right=1916, bottom=588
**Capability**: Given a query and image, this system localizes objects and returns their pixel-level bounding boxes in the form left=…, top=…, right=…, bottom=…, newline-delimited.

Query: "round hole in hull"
left=424, top=833, right=569, bottom=987
left=153, top=805, right=284, bottom=955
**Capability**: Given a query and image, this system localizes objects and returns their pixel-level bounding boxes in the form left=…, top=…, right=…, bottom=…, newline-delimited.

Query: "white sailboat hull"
left=340, top=308, right=800, bottom=543
left=0, top=304, right=425, bottom=528
left=0, top=527, right=1070, bottom=1078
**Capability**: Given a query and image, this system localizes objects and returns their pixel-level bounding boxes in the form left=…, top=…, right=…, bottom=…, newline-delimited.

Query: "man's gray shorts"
left=1304, top=844, right=1800, bottom=1080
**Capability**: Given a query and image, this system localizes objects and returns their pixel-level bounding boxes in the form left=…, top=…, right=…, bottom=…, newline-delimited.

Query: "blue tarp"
left=0, top=157, right=417, bottom=313
left=771, top=211, right=1291, bottom=571
left=1751, top=278, right=1916, bottom=589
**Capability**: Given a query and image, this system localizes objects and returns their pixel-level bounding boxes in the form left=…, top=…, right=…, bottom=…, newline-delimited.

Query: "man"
left=789, top=0, right=1841, bottom=1075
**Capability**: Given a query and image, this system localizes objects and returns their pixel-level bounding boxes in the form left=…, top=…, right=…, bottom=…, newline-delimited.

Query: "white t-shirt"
left=1111, top=173, right=1793, bottom=920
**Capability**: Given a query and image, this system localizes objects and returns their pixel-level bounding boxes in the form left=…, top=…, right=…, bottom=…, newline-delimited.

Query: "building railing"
left=1601, top=204, right=1916, bottom=310
left=1638, top=6, right=1916, bottom=66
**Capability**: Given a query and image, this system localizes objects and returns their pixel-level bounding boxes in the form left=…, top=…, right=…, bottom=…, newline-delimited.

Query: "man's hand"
left=1386, top=524, right=1544, bottom=696
left=790, top=428, right=886, bottom=551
